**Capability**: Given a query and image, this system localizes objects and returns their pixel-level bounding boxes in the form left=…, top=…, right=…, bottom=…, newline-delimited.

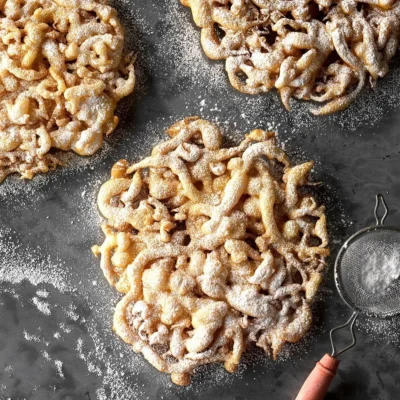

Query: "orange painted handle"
left=295, top=354, right=340, bottom=400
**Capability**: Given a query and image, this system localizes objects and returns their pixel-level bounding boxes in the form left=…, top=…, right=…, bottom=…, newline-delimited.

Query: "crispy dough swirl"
left=0, top=0, right=135, bottom=183
left=181, top=0, right=400, bottom=114
left=92, top=117, right=329, bottom=386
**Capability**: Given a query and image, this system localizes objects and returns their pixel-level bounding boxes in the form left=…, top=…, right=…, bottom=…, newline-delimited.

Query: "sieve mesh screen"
left=335, top=227, right=400, bottom=317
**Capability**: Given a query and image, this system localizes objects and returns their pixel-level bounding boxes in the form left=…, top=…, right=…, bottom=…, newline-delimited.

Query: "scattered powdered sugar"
left=359, top=314, right=400, bottom=344
left=138, top=0, right=400, bottom=133
left=66, top=309, right=80, bottom=322
left=36, top=289, right=49, bottom=298
left=75, top=324, right=148, bottom=400
left=0, top=227, right=330, bottom=399
left=114, top=0, right=227, bottom=99
left=54, top=360, right=64, bottom=379
left=362, top=249, right=400, bottom=294
left=0, top=229, right=70, bottom=292
left=31, top=297, right=52, bottom=316
left=1, top=211, right=399, bottom=399
left=59, top=323, right=71, bottom=334
left=23, top=331, right=50, bottom=347
left=118, top=0, right=400, bottom=135
left=0, top=141, right=114, bottom=200
left=161, top=0, right=226, bottom=90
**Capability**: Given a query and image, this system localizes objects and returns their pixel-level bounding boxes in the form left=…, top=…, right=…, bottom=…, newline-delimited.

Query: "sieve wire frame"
left=334, top=224, right=400, bottom=319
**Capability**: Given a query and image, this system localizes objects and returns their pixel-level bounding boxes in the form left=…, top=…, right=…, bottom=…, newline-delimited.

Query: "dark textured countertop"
left=1, top=1, right=400, bottom=399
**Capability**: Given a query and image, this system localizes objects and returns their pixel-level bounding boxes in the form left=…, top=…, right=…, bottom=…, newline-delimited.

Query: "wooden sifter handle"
left=295, top=354, right=340, bottom=400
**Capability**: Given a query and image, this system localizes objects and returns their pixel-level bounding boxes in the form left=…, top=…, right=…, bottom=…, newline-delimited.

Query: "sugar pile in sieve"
left=361, top=245, right=400, bottom=294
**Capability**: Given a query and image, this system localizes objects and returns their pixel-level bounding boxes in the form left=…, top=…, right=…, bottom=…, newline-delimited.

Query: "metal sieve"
left=296, top=194, right=400, bottom=400
left=335, top=193, right=400, bottom=319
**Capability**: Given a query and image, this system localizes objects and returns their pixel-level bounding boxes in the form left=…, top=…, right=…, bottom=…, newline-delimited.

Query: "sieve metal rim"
left=334, top=224, right=400, bottom=318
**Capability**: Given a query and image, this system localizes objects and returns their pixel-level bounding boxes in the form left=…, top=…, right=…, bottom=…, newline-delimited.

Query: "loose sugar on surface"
left=0, top=140, right=113, bottom=202
left=23, top=331, right=50, bottom=347
left=0, top=222, right=326, bottom=399
left=0, top=182, right=398, bottom=398
left=31, top=297, right=52, bottom=316
left=54, top=360, right=64, bottom=379
left=120, top=0, right=400, bottom=135
left=0, top=229, right=70, bottom=292
left=36, top=289, right=50, bottom=298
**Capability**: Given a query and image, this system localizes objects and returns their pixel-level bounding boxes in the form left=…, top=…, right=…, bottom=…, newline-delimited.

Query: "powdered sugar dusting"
left=0, top=229, right=70, bottom=292
left=0, top=220, right=334, bottom=398
left=362, top=249, right=400, bottom=294
left=31, top=297, right=52, bottom=316
left=23, top=331, right=50, bottom=347
left=114, top=0, right=400, bottom=136
left=54, top=360, right=64, bottom=379
left=0, top=141, right=114, bottom=200
left=36, top=289, right=49, bottom=298
left=162, top=1, right=226, bottom=90
left=0, top=190, right=399, bottom=398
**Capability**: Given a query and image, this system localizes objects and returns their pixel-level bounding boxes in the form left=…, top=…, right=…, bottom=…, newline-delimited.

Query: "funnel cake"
left=0, top=0, right=135, bottom=183
left=181, top=0, right=400, bottom=115
left=92, top=117, right=329, bottom=385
